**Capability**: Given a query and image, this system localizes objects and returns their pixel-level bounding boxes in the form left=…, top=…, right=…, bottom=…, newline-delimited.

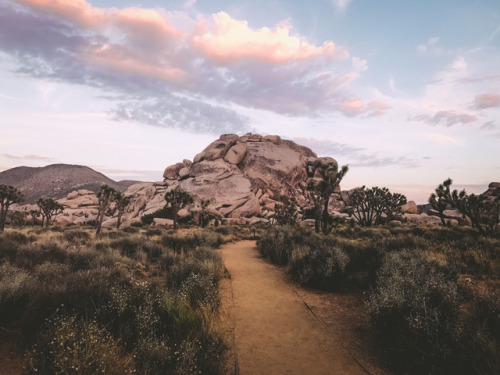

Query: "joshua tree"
left=164, top=187, right=193, bottom=230
left=0, top=185, right=23, bottom=232
left=29, top=209, right=41, bottom=226
left=307, top=159, right=348, bottom=234
left=451, top=189, right=499, bottom=235
left=36, top=198, right=64, bottom=227
left=348, top=186, right=407, bottom=226
left=198, top=198, right=213, bottom=228
left=274, top=195, right=299, bottom=226
left=96, top=185, right=117, bottom=235
left=114, top=193, right=131, bottom=229
left=429, top=178, right=453, bottom=226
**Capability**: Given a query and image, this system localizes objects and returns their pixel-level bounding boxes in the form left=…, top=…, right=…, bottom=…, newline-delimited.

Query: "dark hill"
left=0, top=164, right=137, bottom=204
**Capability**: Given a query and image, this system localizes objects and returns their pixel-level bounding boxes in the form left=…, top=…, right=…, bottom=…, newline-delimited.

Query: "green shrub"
left=27, top=314, right=134, bottom=374
left=367, top=250, right=460, bottom=373
left=290, top=244, right=349, bottom=289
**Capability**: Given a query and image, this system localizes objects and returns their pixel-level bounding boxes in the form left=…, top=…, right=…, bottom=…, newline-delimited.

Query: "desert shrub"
left=63, top=229, right=91, bottom=244
left=179, top=273, right=219, bottom=311
left=122, top=226, right=140, bottom=233
left=3, top=230, right=32, bottom=244
left=367, top=249, right=461, bottom=373
left=145, top=227, right=165, bottom=237
left=110, top=237, right=142, bottom=257
left=15, top=240, right=69, bottom=269
left=27, top=314, right=134, bottom=375
left=258, top=225, right=319, bottom=265
left=450, top=293, right=500, bottom=375
left=290, top=244, right=349, bottom=289
left=162, top=231, right=224, bottom=253
left=0, top=236, right=19, bottom=262
left=166, top=249, right=224, bottom=289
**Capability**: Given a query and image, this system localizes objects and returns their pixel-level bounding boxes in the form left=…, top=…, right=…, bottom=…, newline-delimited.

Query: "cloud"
left=473, top=93, right=500, bottom=109
left=111, top=95, right=252, bottom=133
left=292, top=137, right=419, bottom=168
left=350, top=155, right=420, bottom=168
left=191, top=12, right=348, bottom=65
left=337, top=99, right=391, bottom=117
left=422, top=133, right=462, bottom=145
left=480, top=121, right=496, bottom=131
left=0, top=0, right=378, bottom=129
left=292, top=137, right=364, bottom=157
left=1, top=153, right=56, bottom=162
left=411, top=110, right=477, bottom=127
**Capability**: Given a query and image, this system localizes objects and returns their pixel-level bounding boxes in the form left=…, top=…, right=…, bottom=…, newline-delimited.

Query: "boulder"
left=263, top=135, right=281, bottom=145
left=67, top=191, right=79, bottom=200
left=404, top=213, right=442, bottom=225
left=177, top=208, right=190, bottom=219
left=401, top=201, right=418, bottom=214
left=163, top=162, right=184, bottom=180
left=153, top=218, right=174, bottom=227
left=224, top=143, right=247, bottom=165
left=178, top=168, right=190, bottom=179
left=229, top=198, right=261, bottom=218
left=193, top=134, right=239, bottom=163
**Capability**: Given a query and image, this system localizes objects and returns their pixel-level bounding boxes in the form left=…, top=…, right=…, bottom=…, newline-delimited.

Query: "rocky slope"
left=0, top=164, right=136, bottom=203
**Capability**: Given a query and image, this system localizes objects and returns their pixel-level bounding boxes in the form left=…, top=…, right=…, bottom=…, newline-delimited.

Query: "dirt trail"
left=219, top=240, right=370, bottom=375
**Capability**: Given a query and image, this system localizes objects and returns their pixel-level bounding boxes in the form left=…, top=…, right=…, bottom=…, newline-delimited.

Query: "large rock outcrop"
left=125, top=133, right=338, bottom=225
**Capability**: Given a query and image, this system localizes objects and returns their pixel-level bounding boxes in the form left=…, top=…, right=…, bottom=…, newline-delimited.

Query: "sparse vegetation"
left=258, top=223, right=500, bottom=374
left=0, top=226, right=228, bottom=374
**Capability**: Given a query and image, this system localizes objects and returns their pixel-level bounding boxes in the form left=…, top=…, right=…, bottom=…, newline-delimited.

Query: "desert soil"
left=219, top=240, right=390, bottom=375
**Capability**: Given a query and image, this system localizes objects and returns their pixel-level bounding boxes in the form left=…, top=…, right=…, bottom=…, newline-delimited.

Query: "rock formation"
left=118, top=133, right=331, bottom=226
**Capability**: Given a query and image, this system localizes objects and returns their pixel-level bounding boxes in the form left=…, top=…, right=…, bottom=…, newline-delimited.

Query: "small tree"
left=307, top=159, right=348, bottom=234
left=0, top=185, right=23, bottom=232
left=274, top=195, right=299, bottom=226
left=164, top=187, right=193, bottom=230
left=199, top=199, right=213, bottom=228
left=37, top=198, right=64, bottom=227
left=29, top=209, right=41, bottom=226
left=96, top=185, right=117, bottom=235
left=113, top=193, right=131, bottom=229
left=348, top=186, right=407, bottom=226
left=451, top=189, right=499, bottom=235
left=429, top=178, right=453, bottom=226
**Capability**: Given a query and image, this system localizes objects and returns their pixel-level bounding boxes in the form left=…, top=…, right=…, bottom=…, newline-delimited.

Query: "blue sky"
left=0, top=0, right=499, bottom=203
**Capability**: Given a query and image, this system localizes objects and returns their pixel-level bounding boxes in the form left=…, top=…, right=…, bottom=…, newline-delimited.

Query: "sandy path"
left=220, top=241, right=368, bottom=375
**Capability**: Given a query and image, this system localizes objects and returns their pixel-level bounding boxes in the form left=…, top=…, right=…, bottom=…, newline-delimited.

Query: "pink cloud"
left=17, top=0, right=182, bottom=41
left=84, top=44, right=186, bottom=83
left=367, top=100, right=391, bottom=116
left=473, top=93, right=500, bottom=109
left=191, top=12, right=348, bottom=65
left=8, top=0, right=377, bottom=121
left=337, top=99, right=391, bottom=117
left=337, top=99, right=364, bottom=117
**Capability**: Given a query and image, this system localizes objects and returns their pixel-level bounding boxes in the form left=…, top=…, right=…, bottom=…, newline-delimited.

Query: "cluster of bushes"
left=0, top=227, right=228, bottom=374
left=258, top=224, right=499, bottom=374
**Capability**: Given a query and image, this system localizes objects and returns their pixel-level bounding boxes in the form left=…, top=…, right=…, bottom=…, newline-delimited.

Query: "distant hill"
left=0, top=164, right=138, bottom=204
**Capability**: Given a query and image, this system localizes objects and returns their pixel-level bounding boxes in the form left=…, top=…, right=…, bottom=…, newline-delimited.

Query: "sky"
left=0, top=0, right=499, bottom=203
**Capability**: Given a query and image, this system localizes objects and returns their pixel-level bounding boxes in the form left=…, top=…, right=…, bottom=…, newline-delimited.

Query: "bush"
left=27, top=314, right=134, bottom=374
left=366, top=250, right=461, bottom=373
left=290, top=244, right=349, bottom=289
